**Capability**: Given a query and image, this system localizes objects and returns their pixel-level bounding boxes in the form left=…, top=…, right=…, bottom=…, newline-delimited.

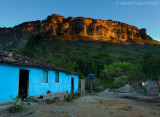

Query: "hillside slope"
left=0, top=14, right=159, bottom=48
left=19, top=37, right=160, bottom=77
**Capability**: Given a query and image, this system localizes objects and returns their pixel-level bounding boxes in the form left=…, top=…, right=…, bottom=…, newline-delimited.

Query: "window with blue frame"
left=55, top=71, right=59, bottom=83
left=43, top=70, right=48, bottom=83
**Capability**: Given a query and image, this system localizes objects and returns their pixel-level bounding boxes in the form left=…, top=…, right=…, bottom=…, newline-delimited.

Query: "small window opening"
left=43, top=70, right=48, bottom=83
left=55, top=72, right=59, bottom=83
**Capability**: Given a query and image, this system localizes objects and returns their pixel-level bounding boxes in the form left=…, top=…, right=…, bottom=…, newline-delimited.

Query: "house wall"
left=29, top=68, right=79, bottom=96
left=0, top=63, right=79, bottom=102
left=0, top=64, right=19, bottom=102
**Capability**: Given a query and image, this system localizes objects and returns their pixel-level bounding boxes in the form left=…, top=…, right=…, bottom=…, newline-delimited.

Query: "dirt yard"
left=1, top=92, right=160, bottom=117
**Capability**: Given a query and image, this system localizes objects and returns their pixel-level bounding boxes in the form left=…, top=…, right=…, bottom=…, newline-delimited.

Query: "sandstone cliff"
left=0, top=14, right=158, bottom=47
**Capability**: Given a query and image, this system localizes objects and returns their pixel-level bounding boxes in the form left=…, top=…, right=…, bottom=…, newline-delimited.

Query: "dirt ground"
left=1, top=92, right=160, bottom=117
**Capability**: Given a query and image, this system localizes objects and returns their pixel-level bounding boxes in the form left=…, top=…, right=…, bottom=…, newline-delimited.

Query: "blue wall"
left=0, top=64, right=19, bottom=102
left=0, top=63, right=79, bottom=102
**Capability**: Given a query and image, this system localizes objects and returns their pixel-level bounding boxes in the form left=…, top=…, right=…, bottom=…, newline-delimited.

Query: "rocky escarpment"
left=0, top=14, right=158, bottom=47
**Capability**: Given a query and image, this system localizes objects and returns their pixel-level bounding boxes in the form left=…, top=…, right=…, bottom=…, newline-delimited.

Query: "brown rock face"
left=0, top=14, right=157, bottom=47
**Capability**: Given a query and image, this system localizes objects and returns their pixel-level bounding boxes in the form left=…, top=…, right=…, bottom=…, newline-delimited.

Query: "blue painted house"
left=0, top=51, right=79, bottom=102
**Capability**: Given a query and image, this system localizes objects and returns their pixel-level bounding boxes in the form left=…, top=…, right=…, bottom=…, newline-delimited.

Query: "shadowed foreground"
left=1, top=92, right=160, bottom=117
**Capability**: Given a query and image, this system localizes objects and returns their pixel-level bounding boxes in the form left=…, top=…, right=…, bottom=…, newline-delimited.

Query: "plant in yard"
left=66, top=94, right=73, bottom=102
left=74, top=90, right=83, bottom=98
left=9, top=95, right=30, bottom=113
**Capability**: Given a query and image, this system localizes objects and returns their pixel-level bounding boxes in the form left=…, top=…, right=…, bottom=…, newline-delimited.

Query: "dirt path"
left=1, top=92, right=160, bottom=117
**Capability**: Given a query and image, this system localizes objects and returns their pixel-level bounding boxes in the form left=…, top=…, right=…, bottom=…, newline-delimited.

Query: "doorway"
left=71, top=78, right=74, bottom=94
left=18, top=69, right=29, bottom=99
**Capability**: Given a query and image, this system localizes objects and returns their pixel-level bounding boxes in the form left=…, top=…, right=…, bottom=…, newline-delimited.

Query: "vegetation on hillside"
left=101, top=62, right=132, bottom=78
left=17, top=34, right=160, bottom=91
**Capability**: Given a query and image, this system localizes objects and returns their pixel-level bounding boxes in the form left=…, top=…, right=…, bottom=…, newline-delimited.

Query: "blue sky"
left=0, top=0, right=160, bottom=41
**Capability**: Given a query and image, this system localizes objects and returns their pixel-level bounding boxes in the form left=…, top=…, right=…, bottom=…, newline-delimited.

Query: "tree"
left=142, top=56, right=160, bottom=80
left=51, top=57, right=78, bottom=72
left=21, top=33, right=43, bottom=57
left=128, top=64, right=145, bottom=81
left=95, top=51, right=112, bottom=77
left=101, top=61, right=132, bottom=79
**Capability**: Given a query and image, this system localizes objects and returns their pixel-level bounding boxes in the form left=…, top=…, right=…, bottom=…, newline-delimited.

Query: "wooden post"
left=88, top=78, right=90, bottom=89
left=159, top=77, right=160, bottom=90
left=90, top=79, right=93, bottom=92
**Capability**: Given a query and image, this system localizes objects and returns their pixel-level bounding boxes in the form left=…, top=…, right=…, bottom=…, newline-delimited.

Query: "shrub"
left=110, top=76, right=127, bottom=89
left=74, top=90, right=83, bottom=97
left=66, top=94, right=73, bottom=102
left=9, top=104, right=23, bottom=113
left=9, top=95, right=30, bottom=113
left=101, top=61, right=132, bottom=79
left=93, top=78, right=114, bottom=92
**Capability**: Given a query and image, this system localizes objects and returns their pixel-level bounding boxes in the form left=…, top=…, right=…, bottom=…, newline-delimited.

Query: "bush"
left=9, top=105, right=23, bottom=113
left=86, top=78, right=114, bottom=92
left=101, top=61, right=132, bottom=79
left=9, top=95, right=30, bottom=113
left=110, top=76, right=127, bottom=89
left=66, top=94, right=73, bottom=102
left=74, top=90, right=82, bottom=97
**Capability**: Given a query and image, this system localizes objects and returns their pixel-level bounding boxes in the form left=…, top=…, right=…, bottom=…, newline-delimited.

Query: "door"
left=71, top=77, right=74, bottom=94
left=18, top=69, right=29, bottom=99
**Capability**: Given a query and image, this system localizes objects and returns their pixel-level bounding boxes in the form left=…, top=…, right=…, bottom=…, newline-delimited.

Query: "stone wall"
left=146, top=82, right=159, bottom=96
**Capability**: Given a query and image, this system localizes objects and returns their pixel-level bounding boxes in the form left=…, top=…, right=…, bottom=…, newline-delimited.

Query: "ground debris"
left=119, top=105, right=132, bottom=111
left=1, top=93, right=160, bottom=117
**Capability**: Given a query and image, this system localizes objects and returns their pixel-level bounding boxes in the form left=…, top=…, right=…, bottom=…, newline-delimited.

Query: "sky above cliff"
left=0, top=0, right=160, bottom=41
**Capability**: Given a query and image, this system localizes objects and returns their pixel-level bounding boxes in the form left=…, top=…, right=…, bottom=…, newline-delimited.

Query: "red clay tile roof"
left=0, top=51, right=78, bottom=75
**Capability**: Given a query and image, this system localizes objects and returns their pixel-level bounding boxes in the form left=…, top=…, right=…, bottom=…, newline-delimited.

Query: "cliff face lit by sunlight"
left=0, top=14, right=159, bottom=48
